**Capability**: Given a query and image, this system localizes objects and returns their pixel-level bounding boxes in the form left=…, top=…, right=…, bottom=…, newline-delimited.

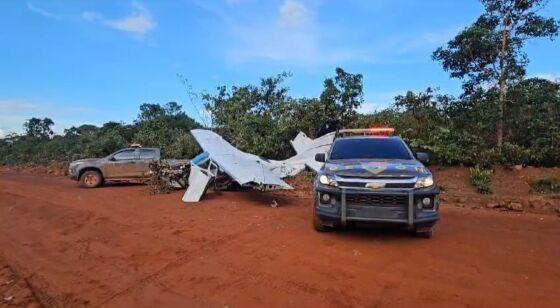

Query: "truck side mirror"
left=416, top=152, right=430, bottom=165
left=109, top=156, right=116, bottom=161
left=315, top=153, right=326, bottom=162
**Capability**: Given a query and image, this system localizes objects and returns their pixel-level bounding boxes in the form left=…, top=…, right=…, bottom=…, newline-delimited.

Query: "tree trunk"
left=496, top=17, right=510, bottom=150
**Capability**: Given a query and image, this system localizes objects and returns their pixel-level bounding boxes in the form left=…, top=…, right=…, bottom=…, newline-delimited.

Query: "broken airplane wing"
left=269, top=132, right=335, bottom=177
left=183, top=129, right=334, bottom=203
left=190, top=129, right=292, bottom=188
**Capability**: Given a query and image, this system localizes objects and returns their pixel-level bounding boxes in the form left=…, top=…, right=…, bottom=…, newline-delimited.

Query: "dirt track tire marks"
left=0, top=258, right=42, bottom=308
left=95, top=228, right=247, bottom=307
left=1, top=171, right=560, bottom=307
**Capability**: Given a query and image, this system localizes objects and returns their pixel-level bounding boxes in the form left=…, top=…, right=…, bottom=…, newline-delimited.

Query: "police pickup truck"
left=312, top=128, right=439, bottom=238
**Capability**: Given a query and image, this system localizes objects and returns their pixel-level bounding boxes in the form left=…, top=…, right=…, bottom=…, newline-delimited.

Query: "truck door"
left=105, top=149, right=142, bottom=178
left=137, top=148, right=158, bottom=178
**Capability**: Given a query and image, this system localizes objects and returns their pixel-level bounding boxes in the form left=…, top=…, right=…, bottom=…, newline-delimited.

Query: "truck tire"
left=312, top=203, right=328, bottom=232
left=79, top=170, right=103, bottom=188
left=414, top=228, right=433, bottom=239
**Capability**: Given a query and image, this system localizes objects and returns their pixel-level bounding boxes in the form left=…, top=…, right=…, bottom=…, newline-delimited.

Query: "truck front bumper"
left=314, top=185, right=440, bottom=227
left=68, top=167, right=79, bottom=181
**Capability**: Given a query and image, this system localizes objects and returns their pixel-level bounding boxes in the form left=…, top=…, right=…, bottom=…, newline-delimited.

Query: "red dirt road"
left=1, top=171, right=560, bottom=307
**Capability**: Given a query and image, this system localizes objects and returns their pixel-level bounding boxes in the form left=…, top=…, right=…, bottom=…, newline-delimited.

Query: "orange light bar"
left=367, top=127, right=395, bottom=136
left=336, top=128, right=395, bottom=137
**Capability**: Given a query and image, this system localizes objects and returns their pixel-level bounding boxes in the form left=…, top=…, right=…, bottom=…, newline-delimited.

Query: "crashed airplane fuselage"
left=182, top=129, right=334, bottom=202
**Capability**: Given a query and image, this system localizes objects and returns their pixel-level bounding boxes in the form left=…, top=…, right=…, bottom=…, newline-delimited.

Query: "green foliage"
left=500, top=142, right=530, bottom=166
left=433, top=0, right=559, bottom=147
left=0, top=68, right=559, bottom=169
left=134, top=102, right=200, bottom=158
left=433, top=0, right=559, bottom=92
left=352, top=82, right=559, bottom=167
left=203, top=68, right=364, bottom=159
left=319, top=68, right=364, bottom=127
left=530, top=176, right=560, bottom=194
left=469, top=167, right=493, bottom=194
left=24, top=117, right=54, bottom=139
left=0, top=102, right=201, bottom=166
left=203, top=72, right=295, bottom=159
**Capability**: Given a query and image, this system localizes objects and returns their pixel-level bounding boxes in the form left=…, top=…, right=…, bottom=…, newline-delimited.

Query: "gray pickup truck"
left=68, top=147, right=187, bottom=188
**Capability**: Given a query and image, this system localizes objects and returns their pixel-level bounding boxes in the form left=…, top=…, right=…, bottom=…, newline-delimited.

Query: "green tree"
left=433, top=0, right=559, bottom=149
left=394, top=87, right=450, bottom=139
left=319, top=68, right=364, bottom=127
left=23, top=117, right=54, bottom=139
left=504, top=77, right=560, bottom=165
left=134, top=102, right=200, bottom=158
left=203, top=73, right=296, bottom=158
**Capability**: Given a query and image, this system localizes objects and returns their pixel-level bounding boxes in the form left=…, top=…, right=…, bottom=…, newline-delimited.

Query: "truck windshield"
left=329, top=138, right=413, bottom=160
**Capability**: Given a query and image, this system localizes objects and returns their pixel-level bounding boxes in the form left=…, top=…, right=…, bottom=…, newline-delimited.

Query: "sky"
left=1, top=0, right=559, bottom=137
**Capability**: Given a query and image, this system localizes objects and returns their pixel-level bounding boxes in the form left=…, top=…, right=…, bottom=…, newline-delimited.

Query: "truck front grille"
left=346, top=193, right=408, bottom=206
left=385, top=182, right=415, bottom=188
left=337, top=181, right=415, bottom=189
left=337, top=181, right=367, bottom=188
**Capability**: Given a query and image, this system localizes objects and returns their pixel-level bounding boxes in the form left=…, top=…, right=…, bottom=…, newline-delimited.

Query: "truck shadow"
left=99, top=182, right=147, bottom=188
left=329, top=225, right=424, bottom=241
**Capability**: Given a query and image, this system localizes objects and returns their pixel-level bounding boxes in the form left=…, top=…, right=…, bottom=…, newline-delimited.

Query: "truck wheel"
left=312, top=203, right=328, bottom=232
left=80, top=170, right=103, bottom=188
left=414, top=228, right=433, bottom=239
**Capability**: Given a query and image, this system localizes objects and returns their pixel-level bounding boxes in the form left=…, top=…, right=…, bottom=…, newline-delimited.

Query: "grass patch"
left=469, top=167, right=492, bottom=194
left=530, top=176, right=560, bottom=194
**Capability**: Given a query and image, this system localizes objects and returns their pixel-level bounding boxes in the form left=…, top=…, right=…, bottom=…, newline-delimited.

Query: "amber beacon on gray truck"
left=312, top=128, right=440, bottom=238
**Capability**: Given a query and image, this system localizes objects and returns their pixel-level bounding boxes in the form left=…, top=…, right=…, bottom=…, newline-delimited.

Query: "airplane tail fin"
left=290, top=132, right=314, bottom=155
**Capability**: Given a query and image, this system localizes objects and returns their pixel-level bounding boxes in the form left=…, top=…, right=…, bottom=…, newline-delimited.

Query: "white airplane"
left=182, top=129, right=335, bottom=202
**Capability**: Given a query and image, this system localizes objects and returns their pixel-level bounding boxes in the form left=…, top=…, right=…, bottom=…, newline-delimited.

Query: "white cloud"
left=26, top=2, right=59, bottom=19
left=223, top=1, right=457, bottom=67
left=227, top=0, right=344, bottom=65
left=82, top=2, right=156, bottom=37
left=278, top=0, right=310, bottom=28
left=0, top=128, right=6, bottom=138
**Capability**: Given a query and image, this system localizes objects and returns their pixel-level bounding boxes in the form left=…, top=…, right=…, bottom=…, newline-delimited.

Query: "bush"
left=1, top=75, right=559, bottom=169
left=500, top=142, right=530, bottom=167
left=469, top=167, right=493, bottom=194
left=530, top=176, right=560, bottom=193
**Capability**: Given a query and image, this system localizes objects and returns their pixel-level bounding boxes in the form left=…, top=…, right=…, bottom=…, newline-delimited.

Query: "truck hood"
left=323, top=159, right=429, bottom=179
left=70, top=158, right=101, bottom=166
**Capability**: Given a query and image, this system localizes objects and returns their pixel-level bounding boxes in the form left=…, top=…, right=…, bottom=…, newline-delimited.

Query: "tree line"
left=1, top=0, right=558, bottom=167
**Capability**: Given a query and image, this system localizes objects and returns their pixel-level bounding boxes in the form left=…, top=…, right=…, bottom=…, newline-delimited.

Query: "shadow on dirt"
left=98, top=182, right=147, bottom=188
left=203, top=190, right=305, bottom=208
left=328, top=225, right=429, bottom=242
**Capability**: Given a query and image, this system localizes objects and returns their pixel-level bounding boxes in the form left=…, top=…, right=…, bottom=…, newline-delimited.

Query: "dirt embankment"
left=432, top=166, right=560, bottom=215
left=1, top=168, right=560, bottom=307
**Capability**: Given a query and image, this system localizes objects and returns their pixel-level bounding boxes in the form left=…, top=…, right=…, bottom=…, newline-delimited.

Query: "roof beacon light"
left=336, top=127, right=395, bottom=137
left=368, top=127, right=395, bottom=136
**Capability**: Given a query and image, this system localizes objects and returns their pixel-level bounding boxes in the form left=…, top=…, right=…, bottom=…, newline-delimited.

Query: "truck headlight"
left=415, top=176, right=434, bottom=188
left=319, top=174, right=338, bottom=187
